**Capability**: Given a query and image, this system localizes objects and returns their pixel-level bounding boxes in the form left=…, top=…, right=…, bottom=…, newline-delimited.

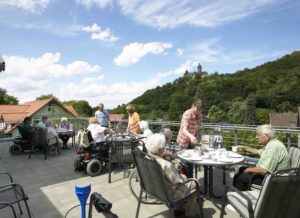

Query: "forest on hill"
left=1, top=51, right=299, bottom=124
left=111, top=51, right=300, bottom=125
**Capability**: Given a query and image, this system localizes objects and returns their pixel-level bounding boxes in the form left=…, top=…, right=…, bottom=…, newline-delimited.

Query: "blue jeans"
left=181, top=145, right=194, bottom=178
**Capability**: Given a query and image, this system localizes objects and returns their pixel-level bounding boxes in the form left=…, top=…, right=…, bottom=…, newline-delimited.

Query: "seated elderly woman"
left=145, top=131, right=198, bottom=218
left=138, top=120, right=153, bottom=144
left=58, top=117, right=73, bottom=149
left=87, top=117, right=113, bottom=143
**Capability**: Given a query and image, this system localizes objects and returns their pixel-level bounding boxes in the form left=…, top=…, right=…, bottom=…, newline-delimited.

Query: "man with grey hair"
left=233, top=124, right=290, bottom=190
left=95, top=103, right=110, bottom=128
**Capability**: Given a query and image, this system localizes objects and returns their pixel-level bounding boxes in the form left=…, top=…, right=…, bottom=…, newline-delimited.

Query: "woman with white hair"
left=145, top=133, right=198, bottom=218
left=58, top=117, right=72, bottom=148
left=138, top=120, right=153, bottom=143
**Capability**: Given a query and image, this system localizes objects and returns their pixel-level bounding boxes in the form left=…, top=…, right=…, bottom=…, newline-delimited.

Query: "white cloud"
left=117, top=0, right=281, bottom=29
left=0, top=0, right=50, bottom=14
left=76, top=0, right=113, bottom=9
left=184, top=38, right=286, bottom=65
left=176, top=49, right=184, bottom=56
left=114, top=42, right=173, bottom=66
left=0, top=52, right=188, bottom=108
left=82, top=23, right=119, bottom=42
left=3, top=53, right=100, bottom=80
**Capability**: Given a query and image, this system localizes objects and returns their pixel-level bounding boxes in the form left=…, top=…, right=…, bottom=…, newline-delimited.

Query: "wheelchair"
left=74, top=131, right=110, bottom=177
left=9, top=125, right=44, bottom=155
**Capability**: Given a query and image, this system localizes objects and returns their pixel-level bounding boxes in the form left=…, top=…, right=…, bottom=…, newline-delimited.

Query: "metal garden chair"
left=132, top=148, right=204, bottom=218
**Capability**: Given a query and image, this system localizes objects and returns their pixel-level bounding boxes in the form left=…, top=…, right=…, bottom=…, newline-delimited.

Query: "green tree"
left=227, top=99, right=246, bottom=124
left=245, top=94, right=256, bottom=125
left=63, top=100, right=93, bottom=117
left=36, top=94, right=60, bottom=102
left=256, top=108, right=271, bottom=124
left=208, top=105, right=226, bottom=123
left=0, top=88, right=18, bottom=104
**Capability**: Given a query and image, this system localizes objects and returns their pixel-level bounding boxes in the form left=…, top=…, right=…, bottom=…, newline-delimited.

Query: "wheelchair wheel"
left=9, top=144, right=22, bottom=155
left=86, top=159, right=103, bottom=177
left=74, top=159, right=83, bottom=171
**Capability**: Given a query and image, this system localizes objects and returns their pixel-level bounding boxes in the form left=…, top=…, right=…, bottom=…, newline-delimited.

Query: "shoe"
left=174, top=209, right=185, bottom=217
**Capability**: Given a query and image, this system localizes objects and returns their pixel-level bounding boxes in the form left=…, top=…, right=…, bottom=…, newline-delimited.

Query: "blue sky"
left=0, top=0, right=299, bottom=109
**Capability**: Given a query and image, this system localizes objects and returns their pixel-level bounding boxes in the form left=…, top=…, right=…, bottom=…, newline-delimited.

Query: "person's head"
left=139, top=120, right=149, bottom=131
left=191, top=99, right=202, bottom=115
left=89, top=117, right=99, bottom=125
left=23, top=116, right=31, bottom=124
left=126, top=105, right=135, bottom=114
left=42, top=115, right=48, bottom=123
left=45, top=119, right=53, bottom=127
left=145, top=133, right=166, bottom=156
left=98, top=103, right=104, bottom=111
left=160, top=128, right=173, bottom=145
left=256, top=124, right=275, bottom=146
left=61, top=117, right=68, bottom=124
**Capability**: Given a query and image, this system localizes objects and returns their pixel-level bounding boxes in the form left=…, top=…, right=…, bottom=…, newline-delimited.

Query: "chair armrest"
left=224, top=185, right=254, bottom=215
left=0, top=183, right=28, bottom=198
left=0, top=172, right=14, bottom=183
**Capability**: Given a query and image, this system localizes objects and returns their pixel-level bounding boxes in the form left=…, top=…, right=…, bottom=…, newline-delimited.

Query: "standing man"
left=177, top=99, right=203, bottom=178
left=233, top=124, right=290, bottom=191
left=95, top=103, right=110, bottom=128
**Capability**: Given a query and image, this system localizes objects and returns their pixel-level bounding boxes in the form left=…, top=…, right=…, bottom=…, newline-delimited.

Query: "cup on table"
left=232, top=146, right=238, bottom=153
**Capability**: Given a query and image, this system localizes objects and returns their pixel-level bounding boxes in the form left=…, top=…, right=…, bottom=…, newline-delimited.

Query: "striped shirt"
left=177, top=109, right=202, bottom=148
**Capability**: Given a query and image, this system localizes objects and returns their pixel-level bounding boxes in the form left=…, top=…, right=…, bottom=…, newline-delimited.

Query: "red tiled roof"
left=23, top=98, right=53, bottom=117
left=64, top=105, right=78, bottom=117
left=0, top=98, right=78, bottom=124
left=269, top=112, right=299, bottom=127
left=110, top=114, right=125, bottom=121
left=1, top=113, right=28, bottom=123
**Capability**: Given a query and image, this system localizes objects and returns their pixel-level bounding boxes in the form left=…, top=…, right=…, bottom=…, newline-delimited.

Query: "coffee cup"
left=232, top=146, right=238, bottom=153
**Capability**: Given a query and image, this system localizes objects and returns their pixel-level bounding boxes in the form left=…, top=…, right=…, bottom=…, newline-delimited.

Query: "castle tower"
left=197, top=63, right=202, bottom=73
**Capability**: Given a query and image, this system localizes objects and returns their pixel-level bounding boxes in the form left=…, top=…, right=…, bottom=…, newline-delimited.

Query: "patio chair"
left=108, top=136, right=141, bottom=183
left=29, top=127, right=60, bottom=160
left=0, top=172, right=31, bottom=218
left=220, top=167, right=300, bottom=218
left=248, top=146, right=300, bottom=190
left=132, top=148, right=203, bottom=218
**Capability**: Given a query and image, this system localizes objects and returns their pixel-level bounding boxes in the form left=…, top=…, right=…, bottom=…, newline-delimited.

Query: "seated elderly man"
left=145, top=132, right=198, bottom=218
left=233, top=124, right=290, bottom=191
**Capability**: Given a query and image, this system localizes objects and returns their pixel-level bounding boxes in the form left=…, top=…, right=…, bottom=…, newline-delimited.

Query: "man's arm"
left=182, top=126, right=198, bottom=144
left=244, top=167, right=268, bottom=174
left=237, top=145, right=260, bottom=155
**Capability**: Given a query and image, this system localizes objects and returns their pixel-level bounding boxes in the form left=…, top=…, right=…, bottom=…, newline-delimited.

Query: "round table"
left=176, top=149, right=244, bottom=198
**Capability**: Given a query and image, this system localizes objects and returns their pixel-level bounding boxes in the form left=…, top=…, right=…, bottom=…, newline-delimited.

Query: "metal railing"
left=1, top=118, right=299, bottom=149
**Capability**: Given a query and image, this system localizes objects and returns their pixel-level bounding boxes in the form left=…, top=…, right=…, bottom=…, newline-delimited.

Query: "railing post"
left=298, top=133, right=300, bottom=148
left=286, top=132, right=291, bottom=149
left=234, top=128, right=238, bottom=146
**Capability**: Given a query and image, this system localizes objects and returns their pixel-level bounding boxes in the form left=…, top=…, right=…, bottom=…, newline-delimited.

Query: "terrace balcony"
left=0, top=138, right=241, bottom=218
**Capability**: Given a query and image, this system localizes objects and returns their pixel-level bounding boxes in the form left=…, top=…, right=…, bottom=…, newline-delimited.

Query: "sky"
left=0, top=0, right=300, bottom=109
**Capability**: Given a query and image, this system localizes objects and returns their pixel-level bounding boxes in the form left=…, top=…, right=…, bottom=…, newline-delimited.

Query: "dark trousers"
left=181, top=145, right=194, bottom=178
left=59, top=133, right=70, bottom=145
left=233, top=166, right=265, bottom=191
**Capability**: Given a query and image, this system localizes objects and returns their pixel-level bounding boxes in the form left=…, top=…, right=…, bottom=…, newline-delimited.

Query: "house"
left=269, top=111, right=299, bottom=128
left=109, top=114, right=125, bottom=122
left=0, top=98, right=78, bottom=137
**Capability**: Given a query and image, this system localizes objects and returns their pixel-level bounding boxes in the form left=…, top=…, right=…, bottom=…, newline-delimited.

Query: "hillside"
left=111, top=51, right=300, bottom=124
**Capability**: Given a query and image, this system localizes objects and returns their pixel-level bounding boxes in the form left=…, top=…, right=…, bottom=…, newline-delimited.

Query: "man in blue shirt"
left=95, top=103, right=110, bottom=127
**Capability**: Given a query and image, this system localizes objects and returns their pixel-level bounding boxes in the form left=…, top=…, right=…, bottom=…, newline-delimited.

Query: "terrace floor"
left=0, top=140, right=240, bottom=218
